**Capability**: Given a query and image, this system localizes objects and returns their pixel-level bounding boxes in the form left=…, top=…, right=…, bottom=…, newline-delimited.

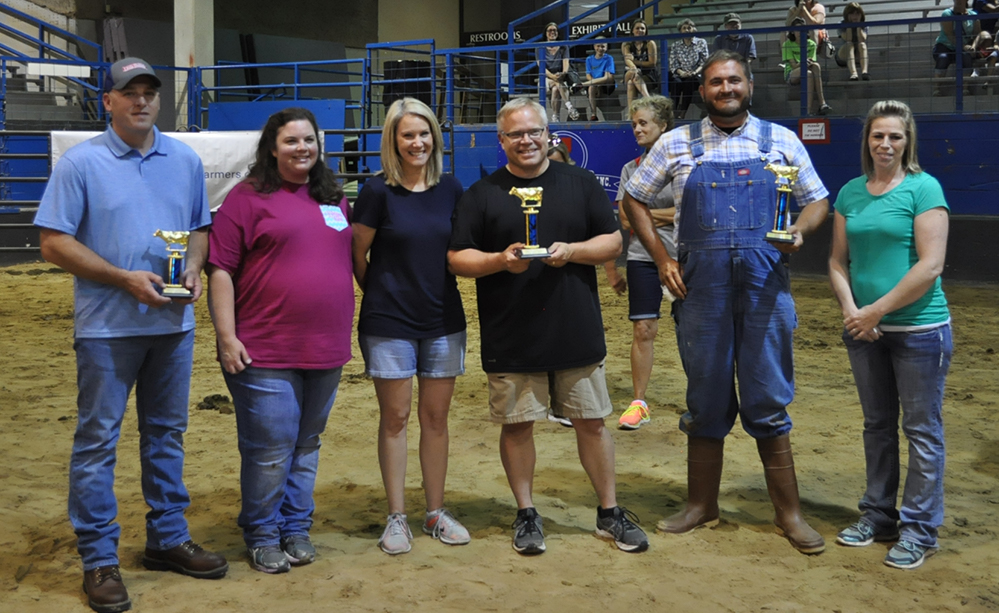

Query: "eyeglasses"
left=501, top=128, right=546, bottom=141
left=546, top=28, right=558, bottom=33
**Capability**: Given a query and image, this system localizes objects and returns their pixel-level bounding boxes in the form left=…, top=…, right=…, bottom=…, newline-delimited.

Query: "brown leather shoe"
left=83, top=565, right=131, bottom=613
left=142, top=540, right=228, bottom=578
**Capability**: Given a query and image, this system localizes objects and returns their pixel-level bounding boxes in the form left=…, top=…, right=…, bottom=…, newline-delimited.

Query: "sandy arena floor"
left=1, top=262, right=997, bottom=612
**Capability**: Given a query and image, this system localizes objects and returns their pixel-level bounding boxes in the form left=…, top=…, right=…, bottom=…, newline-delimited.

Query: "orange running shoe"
left=618, top=400, right=650, bottom=430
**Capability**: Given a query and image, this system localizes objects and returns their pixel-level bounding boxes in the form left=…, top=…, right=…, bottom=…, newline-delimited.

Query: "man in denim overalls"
left=621, top=50, right=830, bottom=554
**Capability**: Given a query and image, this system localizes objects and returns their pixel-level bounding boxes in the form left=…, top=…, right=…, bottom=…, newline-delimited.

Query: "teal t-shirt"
left=833, top=172, right=950, bottom=326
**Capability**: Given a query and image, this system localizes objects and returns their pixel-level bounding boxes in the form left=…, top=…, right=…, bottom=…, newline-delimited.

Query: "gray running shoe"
left=595, top=506, right=649, bottom=553
left=280, top=534, right=316, bottom=565
left=423, top=508, right=471, bottom=545
left=512, top=508, right=546, bottom=555
left=836, top=520, right=899, bottom=547
left=248, top=545, right=290, bottom=574
left=379, top=513, right=413, bottom=555
left=884, top=540, right=936, bottom=570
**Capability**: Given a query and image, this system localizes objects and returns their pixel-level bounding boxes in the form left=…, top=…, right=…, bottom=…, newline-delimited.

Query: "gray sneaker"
left=595, top=506, right=649, bottom=553
left=248, top=545, right=290, bottom=574
left=379, top=513, right=413, bottom=555
left=836, top=520, right=899, bottom=547
left=884, top=540, right=936, bottom=569
left=512, top=508, right=546, bottom=555
left=423, top=508, right=471, bottom=545
left=280, top=534, right=315, bottom=565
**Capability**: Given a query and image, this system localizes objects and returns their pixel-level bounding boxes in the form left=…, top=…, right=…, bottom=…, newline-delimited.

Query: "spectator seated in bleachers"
left=537, top=22, right=580, bottom=121
left=713, top=13, right=757, bottom=64
left=835, top=2, right=870, bottom=80
left=972, top=0, right=998, bottom=37
left=623, top=19, right=660, bottom=110
left=784, top=17, right=833, bottom=115
left=786, top=0, right=833, bottom=57
left=669, top=19, right=709, bottom=118
left=932, top=0, right=981, bottom=96
left=970, top=31, right=998, bottom=77
left=576, top=36, right=617, bottom=121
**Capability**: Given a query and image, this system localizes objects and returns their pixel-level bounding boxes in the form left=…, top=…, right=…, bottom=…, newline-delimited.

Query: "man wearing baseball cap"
left=713, top=13, right=758, bottom=63
left=34, top=56, right=225, bottom=613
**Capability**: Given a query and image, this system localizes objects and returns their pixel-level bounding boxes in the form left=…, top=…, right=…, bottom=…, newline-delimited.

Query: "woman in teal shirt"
left=829, top=100, right=952, bottom=570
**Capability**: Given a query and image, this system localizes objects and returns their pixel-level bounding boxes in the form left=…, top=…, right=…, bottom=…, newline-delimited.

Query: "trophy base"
left=517, top=247, right=551, bottom=259
left=766, top=230, right=795, bottom=244
left=162, top=285, right=193, bottom=298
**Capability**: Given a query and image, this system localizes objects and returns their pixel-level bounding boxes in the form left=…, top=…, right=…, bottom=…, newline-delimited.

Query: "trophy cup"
left=764, top=162, right=799, bottom=244
left=509, top=187, right=550, bottom=259
left=153, top=229, right=193, bottom=298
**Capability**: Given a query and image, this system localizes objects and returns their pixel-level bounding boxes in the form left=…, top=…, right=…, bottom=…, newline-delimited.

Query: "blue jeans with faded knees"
left=70, top=331, right=195, bottom=570
left=843, top=323, right=951, bottom=549
left=223, top=366, right=343, bottom=549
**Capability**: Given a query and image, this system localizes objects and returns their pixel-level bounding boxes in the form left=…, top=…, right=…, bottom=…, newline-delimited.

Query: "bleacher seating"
left=651, top=0, right=997, bottom=118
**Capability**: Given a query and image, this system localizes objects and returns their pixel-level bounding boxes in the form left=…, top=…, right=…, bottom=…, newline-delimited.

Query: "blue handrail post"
left=430, top=40, right=438, bottom=120
left=955, top=17, right=964, bottom=114
left=799, top=28, right=809, bottom=117
left=445, top=52, right=455, bottom=124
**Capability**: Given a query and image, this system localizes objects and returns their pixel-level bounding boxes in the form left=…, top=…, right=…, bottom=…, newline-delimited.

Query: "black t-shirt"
left=354, top=174, right=466, bottom=339
left=449, top=162, right=618, bottom=372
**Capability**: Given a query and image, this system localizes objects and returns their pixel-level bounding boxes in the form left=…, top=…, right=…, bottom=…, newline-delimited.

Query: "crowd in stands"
left=535, top=0, right=998, bottom=122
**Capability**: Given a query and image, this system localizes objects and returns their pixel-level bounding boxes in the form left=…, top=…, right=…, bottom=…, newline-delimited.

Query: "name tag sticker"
left=319, top=205, right=348, bottom=231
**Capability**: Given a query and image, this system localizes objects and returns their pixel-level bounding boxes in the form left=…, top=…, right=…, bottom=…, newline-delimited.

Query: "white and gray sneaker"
left=379, top=513, right=413, bottom=555
left=423, top=508, right=471, bottom=545
left=280, top=534, right=315, bottom=565
left=248, top=545, right=291, bottom=574
left=595, top=506, right=649, bottom=553
left=512, top=507, right=546, bottom=555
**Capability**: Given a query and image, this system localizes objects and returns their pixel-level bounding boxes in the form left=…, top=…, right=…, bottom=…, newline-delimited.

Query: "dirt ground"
left=1, top=261, right=997, bottom=613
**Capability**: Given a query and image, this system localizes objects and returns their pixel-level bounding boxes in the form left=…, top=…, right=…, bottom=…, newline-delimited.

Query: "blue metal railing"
left=190, top=58, right=367, bottom=129
left=0, top=3, right=102, bottom=62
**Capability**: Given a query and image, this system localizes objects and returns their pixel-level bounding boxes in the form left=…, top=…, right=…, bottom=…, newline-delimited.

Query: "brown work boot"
left=142, top=540, right=228, bottom=578
left=83, top=565, right=131, bottom=613
left=657, top=437, right=724, bottom=533
left=757, top=434, right=826, bottom=554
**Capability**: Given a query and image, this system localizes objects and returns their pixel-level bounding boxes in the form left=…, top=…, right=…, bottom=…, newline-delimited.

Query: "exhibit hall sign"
left=50, top=131, right=261, bottom=211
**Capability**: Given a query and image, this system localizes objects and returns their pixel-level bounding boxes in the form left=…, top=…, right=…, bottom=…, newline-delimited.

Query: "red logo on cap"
left=121, top=62, right=146, bottom=72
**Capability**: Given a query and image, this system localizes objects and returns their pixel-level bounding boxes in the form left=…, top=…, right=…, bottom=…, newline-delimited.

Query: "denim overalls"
left=673, top=120, right=797, bottom=440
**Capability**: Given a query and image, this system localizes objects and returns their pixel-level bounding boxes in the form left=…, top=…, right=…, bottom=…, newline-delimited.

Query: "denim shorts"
left=359, top=330, right=466, bottom=379
left=627, top=260, right=664, bottom=320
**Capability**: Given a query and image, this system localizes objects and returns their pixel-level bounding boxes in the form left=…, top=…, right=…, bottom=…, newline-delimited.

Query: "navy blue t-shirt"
left=353, top=174, right=466, bottom=339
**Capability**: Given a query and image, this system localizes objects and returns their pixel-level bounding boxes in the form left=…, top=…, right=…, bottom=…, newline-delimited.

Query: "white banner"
left=51, top=131, right=261, bottom=211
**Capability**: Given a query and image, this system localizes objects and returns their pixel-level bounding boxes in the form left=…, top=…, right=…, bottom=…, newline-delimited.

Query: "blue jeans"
left=70, top=331, right=195, bottom=570
left=672, top=248, right=796, bottom=439
left=223, top=366, right=343, bottom=549
left=843, top=323, right=952, bottom=548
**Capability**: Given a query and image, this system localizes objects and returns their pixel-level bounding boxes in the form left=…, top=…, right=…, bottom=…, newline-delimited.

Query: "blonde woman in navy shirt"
left=352, top=98, right=469, bottom=555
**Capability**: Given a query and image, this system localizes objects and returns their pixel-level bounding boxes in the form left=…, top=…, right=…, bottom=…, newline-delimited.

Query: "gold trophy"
left=509, top=187, right=550, bottom=258
left=153, top=229, right=193, bottom=298
left=764, top=162, right=799, bottom=244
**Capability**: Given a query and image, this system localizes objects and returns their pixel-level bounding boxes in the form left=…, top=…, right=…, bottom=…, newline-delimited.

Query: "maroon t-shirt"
left=209, top=181, right=354, bottom=369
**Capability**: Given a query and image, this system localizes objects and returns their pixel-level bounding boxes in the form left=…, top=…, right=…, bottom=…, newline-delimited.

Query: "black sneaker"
left=595, top=506, right=649, bottom=552
left=512, top=508, right=546, bottom=555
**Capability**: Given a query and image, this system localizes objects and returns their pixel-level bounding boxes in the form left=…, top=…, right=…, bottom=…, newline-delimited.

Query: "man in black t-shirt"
left=448, top=98, right=648, bottom=556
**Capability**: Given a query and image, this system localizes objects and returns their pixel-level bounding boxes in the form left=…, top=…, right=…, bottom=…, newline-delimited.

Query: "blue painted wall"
left=453, top=115, right=999, bottom=217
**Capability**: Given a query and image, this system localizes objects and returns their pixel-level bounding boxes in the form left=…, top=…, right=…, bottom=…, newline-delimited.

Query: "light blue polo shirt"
left=34, top=127, right=211, bottom=339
